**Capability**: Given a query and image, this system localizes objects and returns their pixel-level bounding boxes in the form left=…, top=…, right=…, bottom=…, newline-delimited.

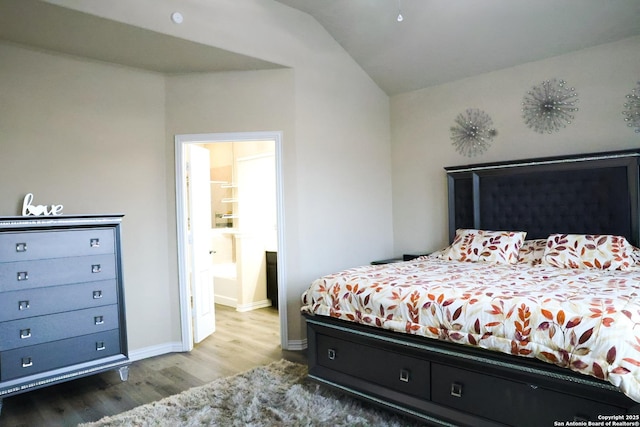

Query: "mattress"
left=301, top=253, right=640, bottom=403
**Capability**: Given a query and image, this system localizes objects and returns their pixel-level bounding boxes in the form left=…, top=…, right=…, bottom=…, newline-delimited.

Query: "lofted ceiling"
left=1, top=1, right=639, bottom=96
left=273, top=0, right=640, bottom=95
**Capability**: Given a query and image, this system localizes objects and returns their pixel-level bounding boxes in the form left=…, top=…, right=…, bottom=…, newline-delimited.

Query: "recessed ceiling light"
left=171, top=12, right=184, bottom=24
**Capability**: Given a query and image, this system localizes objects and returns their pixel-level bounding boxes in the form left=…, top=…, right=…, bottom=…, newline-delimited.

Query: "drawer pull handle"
left=399, top=369, right=410, bottom=383
left=90, top=238, right=100, bottom=248
left=21, top=357, right=33, bottom=368
left=17, top=271, right=28, bottom=281
left=96, top=341, right=106, bottom=351
left=20, top=328, right=31, bottom=339
left=94, top=315, right=104, bottom=325
left=19, top=300, right=30, bottom=310
left=450, top=382, right=463, bottom=398
left=92, top=264, right=102, bottom=273
left=15, top=242, right=27, bottom=252
left=93, top=290, right=103, bottom=299
left=327, top=348, right=336, bottom=360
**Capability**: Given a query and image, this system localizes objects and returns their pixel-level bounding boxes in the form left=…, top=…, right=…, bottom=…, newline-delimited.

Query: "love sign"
left=21, top=193, right=64, bottom=216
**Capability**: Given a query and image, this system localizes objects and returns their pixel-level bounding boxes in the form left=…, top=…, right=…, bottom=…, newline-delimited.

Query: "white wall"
left=18, top=0, right=394, bottom=348
left=391, top=36, right=640, bottom=255
left=0, top=42, right=173, bottom=351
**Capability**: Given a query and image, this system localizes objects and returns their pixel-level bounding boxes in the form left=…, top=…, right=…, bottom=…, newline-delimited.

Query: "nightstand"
left=403, top=253, right=429, bottom=261
left=371, top=253, right=430, bottom=265
left=370, top=257, right=404, bottom=265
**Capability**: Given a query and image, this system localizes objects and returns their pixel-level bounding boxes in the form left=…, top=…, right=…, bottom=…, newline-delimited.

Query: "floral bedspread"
left=301, top=256, right=640, bottom=402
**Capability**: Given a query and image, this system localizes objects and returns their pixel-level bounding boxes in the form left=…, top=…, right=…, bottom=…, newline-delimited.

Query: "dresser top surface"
left=0, top=214, right=124, bottom=229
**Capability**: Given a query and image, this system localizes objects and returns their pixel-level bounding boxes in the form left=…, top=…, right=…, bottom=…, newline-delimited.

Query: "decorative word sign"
left=21, top=193, right=64, bottom=216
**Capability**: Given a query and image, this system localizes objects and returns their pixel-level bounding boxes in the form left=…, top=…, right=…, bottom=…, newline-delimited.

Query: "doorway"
left=175, top=131, right=286, bottom=352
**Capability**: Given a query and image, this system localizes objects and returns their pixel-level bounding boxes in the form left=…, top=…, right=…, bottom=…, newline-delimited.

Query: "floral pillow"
left=542, top=234, right=635, bottom=270
left=441, top=229, right=527, bottom=264
left=517, top=239, right=547, bottom=266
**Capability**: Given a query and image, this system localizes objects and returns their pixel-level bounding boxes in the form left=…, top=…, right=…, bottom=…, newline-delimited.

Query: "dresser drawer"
left=0, top=304, right=119, bottom=351
left=0, top=253, right=116, bottom=292
left=317, top=334, right=430, bottom=399
left=432, top=363, right=623, bottom=426
left=0, top=328, right=121, bottom=381
left=0, top=279, right=118, bottom=322
left=0, top=228, right=115, bottom=262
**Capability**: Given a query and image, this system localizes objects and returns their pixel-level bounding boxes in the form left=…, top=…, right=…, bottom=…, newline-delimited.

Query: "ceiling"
left=0, top=0, right=282, bottom=74
left=1, top=1, right=639, bottom=96
left=273, top=0, right=640, bottom=95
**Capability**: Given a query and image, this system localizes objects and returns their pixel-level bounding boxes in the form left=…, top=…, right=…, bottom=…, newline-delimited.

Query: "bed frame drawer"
left=432, top=363, right=530, bottom=425
left=528, top=386, right=625, bottom=424
left=432, top=363, right=625, bottom=426
left=316, top=333, right=430, bottom=400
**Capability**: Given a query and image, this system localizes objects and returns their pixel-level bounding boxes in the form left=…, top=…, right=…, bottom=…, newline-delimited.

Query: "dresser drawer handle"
left=21, top=357, right=33, bottom=368
left=18, top=300, right=30, bottom=311
left=450, top=382, right=463, bottom=398
left=327, top=348, right=336, bottom=360
left=90, top=238, right=100, bottom=248
left=93, top=290, right=103, bottom=299
left=15, top=242, right=27, bottom=252
left=399, top=369, right=410, bottom=383
left=17, top=271, right=28, bottom=281
left=92, top=264, right=102, bottom=273
left=96, top=341, right=106, bottom=351
left=94, top=315, right=104, bottom=325
left=20, top=328, right=31, bottom=339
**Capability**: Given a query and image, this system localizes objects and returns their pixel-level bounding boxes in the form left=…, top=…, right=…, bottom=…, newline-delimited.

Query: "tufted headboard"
left=445, top=149, right=640, bottom=246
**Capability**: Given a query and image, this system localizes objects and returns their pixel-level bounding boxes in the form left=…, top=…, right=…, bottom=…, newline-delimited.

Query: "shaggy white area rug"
left=79, top=359, right=422, bottom=427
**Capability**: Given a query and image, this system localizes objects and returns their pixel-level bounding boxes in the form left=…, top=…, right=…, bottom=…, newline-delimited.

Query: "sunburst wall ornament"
left=522, top=78, right=579, bottom=134
left=623, top=81, right=640, bottom=133
left=450, top=108, right=497, bottom=157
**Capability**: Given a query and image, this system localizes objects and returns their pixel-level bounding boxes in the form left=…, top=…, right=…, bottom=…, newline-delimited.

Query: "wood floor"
left=0, top=304, right=306, bottom=427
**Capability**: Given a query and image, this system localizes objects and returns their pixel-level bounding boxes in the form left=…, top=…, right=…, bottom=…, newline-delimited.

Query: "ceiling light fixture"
left=396, top=0, right=404, bottom=22
left=171, top=12, right=184, bottom=24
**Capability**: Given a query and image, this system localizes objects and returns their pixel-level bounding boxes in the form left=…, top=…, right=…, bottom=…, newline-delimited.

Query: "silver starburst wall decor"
left=522, top=78, right=579, bottom=134
left=623, top=81, right=640, bottom=133
left=450, top=108, right=497, bottom=157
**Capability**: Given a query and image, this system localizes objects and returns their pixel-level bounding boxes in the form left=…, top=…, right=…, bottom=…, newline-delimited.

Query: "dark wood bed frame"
left=304, top=149, right=640, bottom=426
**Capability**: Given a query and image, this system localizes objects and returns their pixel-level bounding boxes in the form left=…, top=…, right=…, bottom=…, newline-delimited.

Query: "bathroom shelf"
left=221, top=198, right=238, bottom=203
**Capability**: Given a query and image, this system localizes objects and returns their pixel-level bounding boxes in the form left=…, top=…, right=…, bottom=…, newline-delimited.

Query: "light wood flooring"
left=0, top=304, right=306, bottom=427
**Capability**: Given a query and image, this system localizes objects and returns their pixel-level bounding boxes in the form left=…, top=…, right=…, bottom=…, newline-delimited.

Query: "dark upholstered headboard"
left=445, top=149, right=640, bottom=246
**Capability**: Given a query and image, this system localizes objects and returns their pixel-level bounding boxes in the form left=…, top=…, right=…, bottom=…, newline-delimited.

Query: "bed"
left=301, top=149, right=640, bottom=426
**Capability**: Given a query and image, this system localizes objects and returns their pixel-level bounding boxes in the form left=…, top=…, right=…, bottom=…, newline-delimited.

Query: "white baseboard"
left=214, top=294, right=238, bottom=308
left=128, top=337, right=305, bottom=362
left=128, top=341, right=184, bottom=362
left=236, top=299, right=272, bottom=312
left=286, top=338, right=307, bottom=351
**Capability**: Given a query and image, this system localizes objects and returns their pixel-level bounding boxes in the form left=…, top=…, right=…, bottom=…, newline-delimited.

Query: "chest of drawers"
left=0, top=215, right=128, bottom=413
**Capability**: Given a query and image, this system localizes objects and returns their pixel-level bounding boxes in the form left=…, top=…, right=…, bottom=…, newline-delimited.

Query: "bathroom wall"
left=205, top=142, right=276, bottom=310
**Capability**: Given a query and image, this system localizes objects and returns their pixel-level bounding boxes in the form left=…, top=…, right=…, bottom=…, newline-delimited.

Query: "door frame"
left=175, top=131, right=286, bottom=352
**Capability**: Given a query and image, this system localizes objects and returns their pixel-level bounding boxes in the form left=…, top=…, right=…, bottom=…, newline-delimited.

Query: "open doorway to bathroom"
left=206, top=141, right=277, bottom=311
left=175, top=132, right=286, bottom=352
